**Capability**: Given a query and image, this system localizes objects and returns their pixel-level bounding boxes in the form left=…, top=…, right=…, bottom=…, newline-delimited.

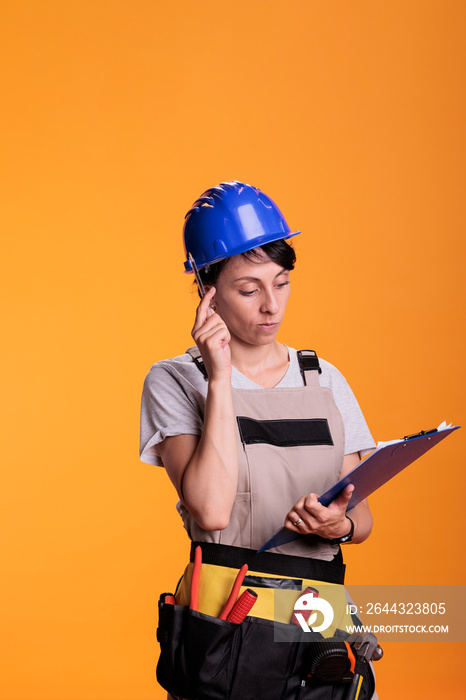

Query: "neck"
left=230, top=340, right=289, bottom=380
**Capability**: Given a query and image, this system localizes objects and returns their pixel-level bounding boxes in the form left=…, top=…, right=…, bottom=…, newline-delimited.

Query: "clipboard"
left=258, top=423, right=460, bottom=552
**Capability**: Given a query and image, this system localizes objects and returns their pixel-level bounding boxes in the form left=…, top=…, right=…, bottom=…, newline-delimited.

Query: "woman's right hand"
left=191, top=287, right=232, bottom=381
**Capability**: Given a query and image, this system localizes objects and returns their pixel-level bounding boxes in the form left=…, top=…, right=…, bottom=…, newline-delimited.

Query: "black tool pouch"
left=156, top=595, right=376, bottom=700
left=157, top=598, right=238, bottom=699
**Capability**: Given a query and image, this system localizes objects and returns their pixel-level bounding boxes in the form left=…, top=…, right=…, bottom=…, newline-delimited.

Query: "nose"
left=260, top=287, right=279, bottom=315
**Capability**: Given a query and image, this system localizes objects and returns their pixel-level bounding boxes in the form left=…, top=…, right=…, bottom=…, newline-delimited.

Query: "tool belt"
left=156, top=543, right=376, bottom=700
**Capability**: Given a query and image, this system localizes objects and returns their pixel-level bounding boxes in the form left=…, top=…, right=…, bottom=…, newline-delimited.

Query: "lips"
left=258, top=323, right=278, bottom=330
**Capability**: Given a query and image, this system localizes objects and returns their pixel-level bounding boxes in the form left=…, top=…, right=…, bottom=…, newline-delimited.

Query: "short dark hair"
left=198, top=239, right=296, bottom=289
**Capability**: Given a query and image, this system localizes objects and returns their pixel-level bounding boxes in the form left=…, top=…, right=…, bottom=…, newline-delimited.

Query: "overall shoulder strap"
left=297, top=349, right=322, bottom=386
left=186, top=346, right=208, bottom=381
left=188, top=346, right=321, bottom=385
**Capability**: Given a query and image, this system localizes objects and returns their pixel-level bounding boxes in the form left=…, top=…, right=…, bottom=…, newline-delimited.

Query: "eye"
left=239, top=289, right=257, bottom=296
left=275, top=280, right=290, bottom=289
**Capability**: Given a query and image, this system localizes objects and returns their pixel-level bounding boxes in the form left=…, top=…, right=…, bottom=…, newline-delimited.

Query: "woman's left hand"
left=285, top=484, right=355, bottom=540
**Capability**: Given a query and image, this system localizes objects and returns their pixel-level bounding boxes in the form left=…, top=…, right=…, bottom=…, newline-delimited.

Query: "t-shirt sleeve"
left=139, top=362, right=204, bottom=466
left=320, top=360, right=376, bottom=457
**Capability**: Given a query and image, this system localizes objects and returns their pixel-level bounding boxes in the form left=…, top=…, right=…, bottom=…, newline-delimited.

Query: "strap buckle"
left=297, top=350, right=322, bottom=384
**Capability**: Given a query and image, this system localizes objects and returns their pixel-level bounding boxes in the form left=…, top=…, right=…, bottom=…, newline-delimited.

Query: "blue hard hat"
left=183, top=181, right=300, bottom=272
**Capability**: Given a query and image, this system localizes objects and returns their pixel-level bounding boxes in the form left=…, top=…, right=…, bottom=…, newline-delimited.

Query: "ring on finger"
left=293, top=518, right=303, bottom=526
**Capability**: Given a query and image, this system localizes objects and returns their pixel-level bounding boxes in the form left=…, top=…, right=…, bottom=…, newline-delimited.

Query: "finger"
left=193, top=315, right=231, bottom=362
left=193, top=310, right=229, bottom=340
left=285, top=501, right=313, bottom=531
left=303, top=493, right=322, bottom=518
left=194, top=321, right=231, bottom=349
left=192, top=287, right=216, bottom=334
left=285, top=496, right=305, bottom=522
left=285, top=513, right=306, bottom=531
left=330, top=484, right=354, bottom=510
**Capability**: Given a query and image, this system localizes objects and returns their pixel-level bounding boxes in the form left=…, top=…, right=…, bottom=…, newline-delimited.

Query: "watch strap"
left=328, top=516, right=354, bottom=545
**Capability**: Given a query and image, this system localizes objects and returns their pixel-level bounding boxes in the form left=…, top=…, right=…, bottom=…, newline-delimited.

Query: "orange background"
left=1, top=1, right=465, bottom=698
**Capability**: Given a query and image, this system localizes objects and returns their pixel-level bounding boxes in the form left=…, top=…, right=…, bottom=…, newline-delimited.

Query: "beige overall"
left=179, top=348, right=345, bottom=559
left=165, top=351, right=376, bottom=699
left=176, top=350, right=352, bottom=623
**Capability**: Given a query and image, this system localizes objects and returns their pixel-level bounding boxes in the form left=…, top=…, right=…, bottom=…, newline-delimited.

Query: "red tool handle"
left=219, top=564, right=248, bottom=620
left=226, top=589, right=258, bottom=623
left=189, top=545, right=202, bottom=611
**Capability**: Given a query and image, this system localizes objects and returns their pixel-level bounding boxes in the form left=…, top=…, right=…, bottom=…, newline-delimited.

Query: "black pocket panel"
left=157, top=602, right=237, bottom=699
left=237, top=417, right=333, bottom=448
left=229, top=617, right=303, bottom=700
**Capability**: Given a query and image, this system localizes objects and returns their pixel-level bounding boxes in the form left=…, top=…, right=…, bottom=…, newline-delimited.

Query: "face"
left=210, top=250, right=291, bottom=348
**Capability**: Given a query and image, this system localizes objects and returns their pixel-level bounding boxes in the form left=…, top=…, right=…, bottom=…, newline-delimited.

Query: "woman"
left=140, top=181, right=377, bottom=699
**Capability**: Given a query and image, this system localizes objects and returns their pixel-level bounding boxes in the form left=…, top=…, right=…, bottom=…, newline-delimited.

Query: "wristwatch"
left=328, top=516, right=354, bottom=545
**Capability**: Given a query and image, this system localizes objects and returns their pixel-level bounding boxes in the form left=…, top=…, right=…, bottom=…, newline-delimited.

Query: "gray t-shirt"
left=140, top=346, right=375, bottom=466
